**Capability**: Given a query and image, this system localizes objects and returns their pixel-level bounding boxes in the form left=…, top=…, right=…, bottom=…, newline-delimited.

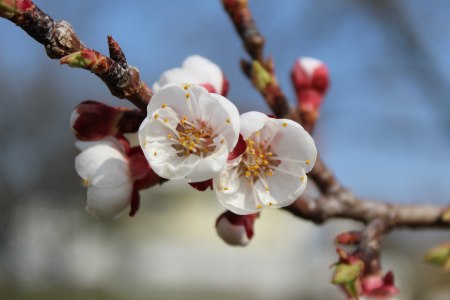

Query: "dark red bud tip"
left=129, top=188, right=140, bottom=217
left=189, top=179, right=213, bottom=191
left=129, top=147, right=164, bottom=190
left=221, top=73, right=230, bottom=96
left=228, top=134, right=247, bottom=160
left=335, top=231, right=362, bottom=245
left=71, top=101, right=120, bottom=141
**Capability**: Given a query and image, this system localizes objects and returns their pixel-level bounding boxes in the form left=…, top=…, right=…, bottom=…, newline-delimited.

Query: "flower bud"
left=291, top=57, right=329, bottom=131
left=335, top=231, right=362, bottom=245
left=0, top=0, right=32, bottom=18
left=331, top=248, right=364, bottom=299
left=215, top=211, right=258, bottom=246
left=424, top=242, right=450, bottom=271
left=71, top=100, right=144, bottom=141
left=362, top=271, right=399, bottom=299
left=75, top=137, right=163, bottom=219
left=153, top=55, right=229, bottom=96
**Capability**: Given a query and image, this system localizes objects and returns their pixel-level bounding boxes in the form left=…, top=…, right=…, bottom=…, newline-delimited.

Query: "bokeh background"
left=0, top=0, right=449, bottom=299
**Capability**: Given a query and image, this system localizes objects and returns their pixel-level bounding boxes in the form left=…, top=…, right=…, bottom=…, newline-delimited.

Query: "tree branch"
left=222, top=0, right=293, bottom=119
left=284, top=190, right=449, bottom=229
left=222, top=0, right=450, bottom=232
left=0, top=0, right=151, bottom=111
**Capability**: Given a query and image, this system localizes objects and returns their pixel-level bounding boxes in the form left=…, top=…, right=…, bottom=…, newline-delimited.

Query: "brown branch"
left=222, top=0, right=292, bottom=119
left=1, top=0, right=151, bottom=111
left=284, top=191, right=449, bottom=229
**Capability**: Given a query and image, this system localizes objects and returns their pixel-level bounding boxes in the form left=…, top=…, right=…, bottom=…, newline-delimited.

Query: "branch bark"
left=1, top=0, right=151, bottom=111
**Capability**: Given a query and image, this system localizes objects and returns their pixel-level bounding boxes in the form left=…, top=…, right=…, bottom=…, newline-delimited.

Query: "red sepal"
left=189, top=179, right=213, bottom=191
left=228, top=134, right=246, bottom=160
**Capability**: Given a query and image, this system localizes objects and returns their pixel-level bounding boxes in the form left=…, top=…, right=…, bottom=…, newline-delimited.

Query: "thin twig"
left=0, top=0, right=151, bottom=111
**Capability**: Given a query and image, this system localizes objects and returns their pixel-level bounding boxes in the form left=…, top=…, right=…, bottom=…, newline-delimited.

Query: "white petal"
left=86, top=182, right=133, bottom=219
left=239, top=111, right=268, bottom=138
left=216, top=217, right=250, bottom=246
left=75, top=144, right=127, bottom=182
left=160, top=155, right=201, bottom=180
left=185, top=137, right=229, bottom=182
left=265, top=167, right=307, bottom=208
left=152, top=68, right=199, bottom=92
left=75, top=136, right=125, bottom=153
left=90, top=157, right=131, bottom=189
left=182, top=55, right=223, bottom=94
left=205, top=93, right=240, bottom=150
left=146, top=84, right=193, bottom=121
left=214, top=175, right=261, bottom=215
left=271, top=119, right=317, bottom=172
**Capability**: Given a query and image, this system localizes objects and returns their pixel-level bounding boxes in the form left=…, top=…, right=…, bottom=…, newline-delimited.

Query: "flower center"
left=242, top=137, right=274, bottom=183
left=171, top=117, right=216, bottom=157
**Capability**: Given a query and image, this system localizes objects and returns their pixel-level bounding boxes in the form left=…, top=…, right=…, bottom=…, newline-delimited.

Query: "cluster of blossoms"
left=72, top=55, right=318, bottom=246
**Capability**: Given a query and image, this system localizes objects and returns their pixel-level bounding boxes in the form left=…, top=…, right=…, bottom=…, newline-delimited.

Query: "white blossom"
left=139, top=83, right=240, bottom=182
left=75, top=137, right=132, bottom=219
left=214, top=112, right=317, bottom=214
left=153, top=55, right=227, bottom=95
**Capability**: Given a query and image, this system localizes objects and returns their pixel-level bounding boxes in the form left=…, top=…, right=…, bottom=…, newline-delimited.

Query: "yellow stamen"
left=282, top=122, right=288, bottom=127
left=161, top=103, right=167, bottom=108
left=154, top=113, right=159, bottom=119
left=305, top=160, right=311, bottom=165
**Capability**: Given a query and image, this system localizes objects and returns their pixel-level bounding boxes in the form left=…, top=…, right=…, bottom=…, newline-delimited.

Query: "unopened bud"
left=71, top=100, right=144, bottom=141
left=251, top=60, right=272, bottom=91
left=362, top=271, right=400, bottom=299
left=335, top=231, right=362, bottom=245
left=0, top=0, right=32, bottom=18
left=424, top=242, right=450, bottom=271
left=291, top=57, right=329, bottom=132
left=331, top=247, right=365, bottom=299
left=215, top=211, right=258, bottom=246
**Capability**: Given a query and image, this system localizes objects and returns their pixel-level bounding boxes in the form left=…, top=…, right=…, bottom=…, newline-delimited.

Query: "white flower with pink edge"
left=153, top=55, right=228, bottom=95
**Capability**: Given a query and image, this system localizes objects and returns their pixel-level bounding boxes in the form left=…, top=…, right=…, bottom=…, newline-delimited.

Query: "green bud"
left=251, top=61, right=272, bottom=91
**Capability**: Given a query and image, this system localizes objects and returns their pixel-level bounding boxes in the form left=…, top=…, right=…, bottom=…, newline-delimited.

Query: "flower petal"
left=239, top=111, right=268, bottom=138
left=182, top=55, right=224, bottom=95
left=152, top=68, right=199, bottom=92
left=271, top=119, right=317, bottom=172
left=265, top=167, right=307, bottom=208
left=214, top=175, right=261, bottom=215
left=75, top=143, right=127, bottom=182
left=185, top=136, right=229, bottom=182
left=205, top=93, right=240, bottom=150
left=90, top=157, right=131, bottom=189
left=146, top=84, right=194, bottom=121
left=86, top=182, right=133, bottom=219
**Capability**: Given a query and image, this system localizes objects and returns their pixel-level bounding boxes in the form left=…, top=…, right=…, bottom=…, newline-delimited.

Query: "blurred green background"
left=0, top=0, right=449, bottom=299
